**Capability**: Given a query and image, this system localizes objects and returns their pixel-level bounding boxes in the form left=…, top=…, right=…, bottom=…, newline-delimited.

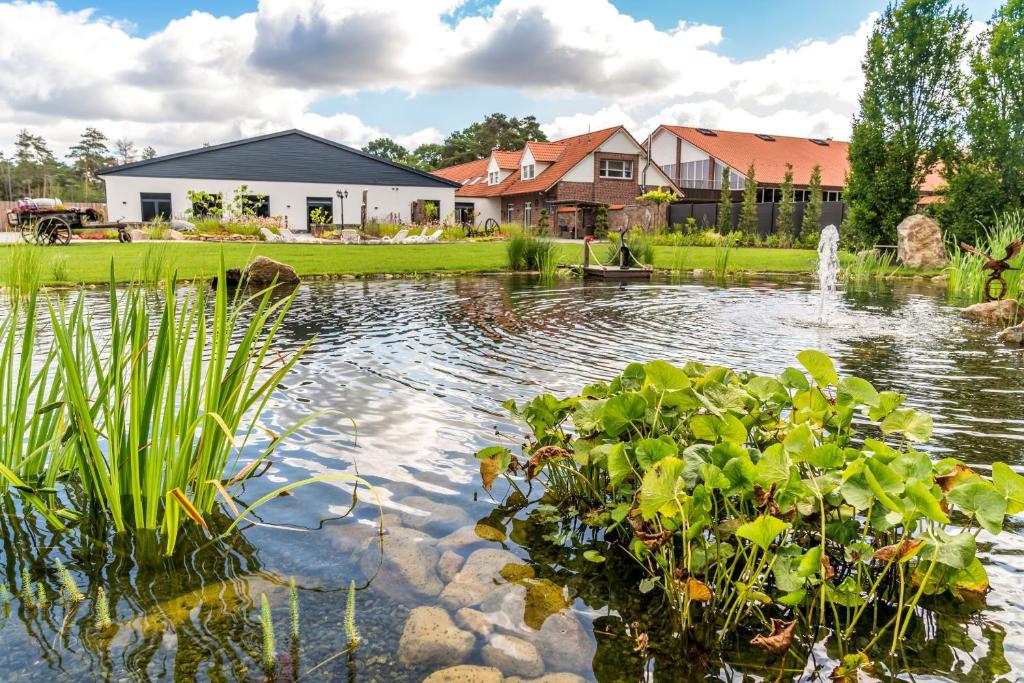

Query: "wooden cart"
left=7, top=203, right=132, bottom=245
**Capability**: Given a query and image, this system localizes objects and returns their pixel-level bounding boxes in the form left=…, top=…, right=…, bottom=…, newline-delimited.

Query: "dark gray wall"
left=668, top=201, right=846, bottom=238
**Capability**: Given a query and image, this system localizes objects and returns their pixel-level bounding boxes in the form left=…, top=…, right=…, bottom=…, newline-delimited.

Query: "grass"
left=946, top=209, right=1024, bottom=302
left=0, top=241, right=943, bottom=286
left=1, top=244, right=43, bottom=298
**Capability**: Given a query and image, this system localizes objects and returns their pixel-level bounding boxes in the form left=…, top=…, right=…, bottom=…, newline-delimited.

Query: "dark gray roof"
left=96, top=129, right=459, bottom=188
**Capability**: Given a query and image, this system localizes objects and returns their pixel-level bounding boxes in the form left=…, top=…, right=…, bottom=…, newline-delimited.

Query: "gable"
left=98, top=130, right=457, bottom=188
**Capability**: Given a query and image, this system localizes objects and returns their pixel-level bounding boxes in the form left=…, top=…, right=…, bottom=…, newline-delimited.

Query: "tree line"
left=845, top=0, right=1024, bottom=246
left=0, top=128, right=155, bottom=203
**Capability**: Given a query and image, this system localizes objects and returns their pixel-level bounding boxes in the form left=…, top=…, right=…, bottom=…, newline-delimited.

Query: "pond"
left=1, top=275, right=1022, bottom=681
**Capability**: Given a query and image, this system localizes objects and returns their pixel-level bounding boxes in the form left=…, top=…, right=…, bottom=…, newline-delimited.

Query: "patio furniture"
left=340, top=229, right=360, bottom=243
left=382, top=229, right=409, bottom=243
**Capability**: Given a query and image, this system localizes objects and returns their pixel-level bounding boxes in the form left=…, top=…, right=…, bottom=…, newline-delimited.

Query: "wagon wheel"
left=118, top=228, right=132, bottom=243
left=20, top=221, right=38, bottom=244
left=483, top=217, right=499, bottom=235
left=38, top=216, right=71, bottom=246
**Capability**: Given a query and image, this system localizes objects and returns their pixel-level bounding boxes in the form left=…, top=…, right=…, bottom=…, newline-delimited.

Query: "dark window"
left=306, top=197, right=333, bottom=230
left=190, top=192, right=222, bottom=217
left=140, top=192, right=172, bottom=221
left=810, top=138, right=830, bottom=146
left=455, top=202, right=475, bottom=225
left=794, top=189, right=810, bottom=202
left=755, top=133, right=776, bottom=142
left=696, top=128, right=717, bottom=136
left=244, top=195, right=270, bottom=217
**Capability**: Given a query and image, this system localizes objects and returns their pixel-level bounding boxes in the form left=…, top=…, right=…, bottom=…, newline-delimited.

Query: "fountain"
left=817, top=224, right=841, bottom=323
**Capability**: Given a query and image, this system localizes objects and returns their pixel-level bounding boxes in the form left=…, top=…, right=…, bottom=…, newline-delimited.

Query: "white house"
left=97, top=130, right=460, bottom=232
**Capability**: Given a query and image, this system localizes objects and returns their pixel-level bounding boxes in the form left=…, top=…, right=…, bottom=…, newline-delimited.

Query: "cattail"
left=20, top=567, right=33, bottom=607
left=35, top=582, right=47, bottom=608
left=95, top=587, right=112, bottom=629
left=55, top=559, right=84, bottom=602
left=0, top=583, right=10, bottom=614
left=289, top=577, right=299, bottom=639
left=260, top=594, right=276, bottom=671
left=345, top=580, right=359, bottom=650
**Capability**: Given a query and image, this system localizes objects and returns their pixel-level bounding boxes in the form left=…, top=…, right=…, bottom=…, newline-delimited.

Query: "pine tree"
left=802, top=164, right=823, bottom=238
left=716, top=167, right=733, bottom=235
left=775, top=163, right=795, bottom=246
left=67, top=127, right=111, bottom=201
left=738, top=162, right=758, bottom=238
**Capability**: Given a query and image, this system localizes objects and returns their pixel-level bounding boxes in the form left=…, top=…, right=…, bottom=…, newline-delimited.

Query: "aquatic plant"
left=289, top=577, right=299, bottom=639
left=477, top=351, right=1024, bottom=670
left=712, top=234, right=732, bottom=282
left=20, top=567, right=32, bottom=608
left=606, top=229, right=655, bottom=266
left=1, top=243, right=43, bottom=300
left=50, top=254, right=71, bottom=283
left=138, top=243, right=170, bottom=287
left=35, top=582, right=47, bottom=608
left=94, top=587, right=112, bottom=629
left=946, top=209, right=1024, bottom=302
left=844, top=248, right=898, bottom=284
left=55, top=559, right=84, bottom=602
left=260, top=593, right=276, bottom=671
left=508, top=232, right=558, bottom=274
left=345, top=580, right=359, bottom=650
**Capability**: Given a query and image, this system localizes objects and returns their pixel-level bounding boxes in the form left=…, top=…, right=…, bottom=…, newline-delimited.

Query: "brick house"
left=433, top=126, right=680, bottom=236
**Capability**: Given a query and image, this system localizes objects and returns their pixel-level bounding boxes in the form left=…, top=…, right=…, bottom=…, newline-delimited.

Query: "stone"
left=129, top=228, right=149, bottom=241
left=691, top=269, right=704, bottom=276
left=358, top=526, right=444, bottom=603
left=960, top=299, right=1023, bottom=326
left=438, top=525, right=491, bottom=552
left=454, top=607, right=494, bottom=638
left=243, top=255, right=300, bottom=287
left=260, top=227, right=281, bottom=243
left=896, top=214, right=947, bottom=269
left=397, top=606, right=475, bottom=668
left=997, top=323, right=1024, bottom=345
left=165, top=229, right=185, bottom=241
left=422, top=665, right=504, bottom=683
left=439, top=548, right=523, bottom=609
left=170, top=219, right=196, bottom=232
left=931, top=274, right=948, bottom=283
left=531, top=612, right=595, bottom=674
left=325, top=514, right=401, bottom=554
left=483, top=634, right=544, bottom=678
left=506, top=675, right=588, bottom=683
left=438, top=550, right=465, bottom=582
left=399, top=495, right=473, bottom=533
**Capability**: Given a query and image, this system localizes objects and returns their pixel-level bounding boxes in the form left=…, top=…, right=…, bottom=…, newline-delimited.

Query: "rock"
left=483, top=634, right=544, bottom=678
left=896, top=214, right=947, bottom=269
left=960, top=299, right=1023, bottom=326
left=439, top=548, right=523, bottom=609
left=171, top=219, right=196, bottom=233
left=165, top=229, right=185, bottom=241
left=359, top=526, right=444, bottom=603
left=326, top=514, right=401, bottom=554
left=531, top=612, right=594, bottom=674
left=129, top=228, right=149, bottom=241
left=399, top=495, right=473, bottom=533
left=397, top=606, right=475, bottom=668
left=691, top=269, right=704, bottom=276
left=438, top=525, right=491, bottom=552
left=422, top=665, right=504, bottom=683
left=438, top=550, right=465, bottom=582
left=260, top=227, right=281, bottom=243
left=243, top=256, right=300, bottom=287
left=931, top=274, right=948, bottom=283
left=506, top=675, right=588, bottom=683
left=454, top=607, right=494, bottom=638
left=997, top=323, right=1024, bottom=345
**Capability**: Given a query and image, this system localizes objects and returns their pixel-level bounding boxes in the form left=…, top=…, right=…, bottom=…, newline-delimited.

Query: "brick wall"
left=592, top=151, right=642, bottom=204
left=502, top=192, right=547, bottom=227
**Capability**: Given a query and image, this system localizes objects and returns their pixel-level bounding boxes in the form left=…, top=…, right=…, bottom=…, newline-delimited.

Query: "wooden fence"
left=0, top=201, right=106, bottom=231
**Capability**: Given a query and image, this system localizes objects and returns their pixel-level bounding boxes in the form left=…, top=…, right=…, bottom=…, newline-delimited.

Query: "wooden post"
left=360, top=190, right=368, bottom=228
left=583, top=240, right=590, bottom=268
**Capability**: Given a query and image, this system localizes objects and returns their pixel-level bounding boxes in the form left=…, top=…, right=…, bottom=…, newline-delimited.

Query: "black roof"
left=96, top=129, right=459, bottom=188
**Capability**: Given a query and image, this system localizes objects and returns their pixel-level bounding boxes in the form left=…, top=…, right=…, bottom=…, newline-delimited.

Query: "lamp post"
left=336, top=189, right=348, bottom=228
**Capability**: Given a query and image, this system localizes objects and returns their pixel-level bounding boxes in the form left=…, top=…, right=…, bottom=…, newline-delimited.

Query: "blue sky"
left=2, top=0, right=1006, bottom=155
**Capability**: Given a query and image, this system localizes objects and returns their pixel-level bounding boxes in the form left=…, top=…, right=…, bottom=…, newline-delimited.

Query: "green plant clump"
left=477, top=351, right=1023, bottom=667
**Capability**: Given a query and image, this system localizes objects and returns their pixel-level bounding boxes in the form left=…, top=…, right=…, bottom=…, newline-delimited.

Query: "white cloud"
left=0, top=0, right=876, bottom=157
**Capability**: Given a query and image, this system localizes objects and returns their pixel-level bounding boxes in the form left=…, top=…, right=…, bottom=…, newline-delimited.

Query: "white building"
left=97, top=130, right=459, bottom=232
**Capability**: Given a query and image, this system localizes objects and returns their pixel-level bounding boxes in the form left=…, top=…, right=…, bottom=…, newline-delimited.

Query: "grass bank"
left=0, top=240, right=905, bottom=286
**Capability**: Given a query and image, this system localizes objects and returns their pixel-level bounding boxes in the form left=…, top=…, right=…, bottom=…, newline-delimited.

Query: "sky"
left=0, top=0, right=1004, bottom=159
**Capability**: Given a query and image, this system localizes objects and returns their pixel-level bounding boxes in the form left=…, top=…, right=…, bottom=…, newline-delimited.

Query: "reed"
left=260, top=593, right=276, bottom=671
left=50, top=254, right=71, bottom=284
left=843, top=248, right=898, bottom=285
left=138, top=244, right=170, bottom=287
left=289, top=576, right=299, bottom=639
left=345, top=579, right=359, bottom=650
left=94, top=587, right=112, bottom=629
left=712, top=236, right=732, bottom=282
left=1, top=243, right=43, bottom=300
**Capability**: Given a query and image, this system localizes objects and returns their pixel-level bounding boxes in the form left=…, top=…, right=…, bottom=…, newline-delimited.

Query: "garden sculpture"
left=959, top=239, right=1022, bottom=301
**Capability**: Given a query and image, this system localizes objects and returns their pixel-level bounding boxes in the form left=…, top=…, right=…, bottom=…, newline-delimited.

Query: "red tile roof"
left=660, top=125, right=850, bottom=188
left=526, top=141, right=564, bottom=162
left=492, top=150, right=522, bottom=170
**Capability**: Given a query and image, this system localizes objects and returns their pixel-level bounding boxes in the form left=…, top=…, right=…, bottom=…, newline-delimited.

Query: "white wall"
left=102, top=176, right=456, bottom=231
left=455, top=197, right=501, bottom=225
left=562, top=154, right=594, bottom=182
left=649, top=129, right=678, bottom=165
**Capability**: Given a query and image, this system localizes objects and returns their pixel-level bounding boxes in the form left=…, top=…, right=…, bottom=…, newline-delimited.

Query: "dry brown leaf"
left=934, top=464, right=975, bottom=493
left=526, top=445, right=570, bottom=482
left=684, top=578, right=713, bottom=602
left=750, top=618, right=796, bottom=657
left=821, top=554, right=835, bottom=580
left=873, top=538, right=925, bottom=563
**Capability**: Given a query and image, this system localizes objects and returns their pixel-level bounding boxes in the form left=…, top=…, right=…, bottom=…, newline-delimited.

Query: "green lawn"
left=1, top=240, right=833, bottom=286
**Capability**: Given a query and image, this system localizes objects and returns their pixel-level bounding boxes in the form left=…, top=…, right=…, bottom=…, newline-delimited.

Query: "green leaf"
left=783, top=423, right=814, bottom=460
left=746, top=376, right=788, bottom=401
left=755, top=446, right=792, bottom=487
left=689, top=413, right=746, bottom=444
left=798, top=546, right=824, bottom=578
left=905, top=479, right=950, bottom=524
left=610, top=503, right=631, bottom=523
left=950, top=558, right=989, bottom=600
left=807, top=444, right=845, bottom=470
left=780, top=367, right=810, bottom=391
left=825, top=577, right=865, bottom=606
left=837, top=376, right=880, bottom=407
left=572, top=399, right=605, bottom=434
left=880, top=409, right=933, bottom=443
left=643, top=360, right=691, bottom=392
left=992, top=462, right=1024, bottom=515
left=777, top=589, right=807, bottom=606
left=638, top=577, right=658, bottom=594
left=638, top=456, right=686, bottom=520
left=735, top=514, right=790, bottom=551
left=921, top=530, right=976, bottom=570
left=634, top=436, right=678, bottom=470
left=868, top=391, right=905, bottom=421
left=840, top=473, right=873, bottom=511
left=606, top=443, right=632, bottom=488
left=796, top=350, right=838, bottom=387
left=602, top=392, right=647, bottom=437
left=700, top=463, right=731, bottom=490
left=723, top=454, right=757, bottom=490
left=476, top=446, right=512, bottom=492
left=582, top=550, right=606, bottom=563
left=947, top=480, right=1007, bottom=535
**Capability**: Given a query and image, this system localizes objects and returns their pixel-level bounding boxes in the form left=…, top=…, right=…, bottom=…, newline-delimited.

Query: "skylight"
left=696, top=128, right=717, bottom=136
left=809, top=138, right=830, bottom=146
left=755, top=134, right=776, bottom=142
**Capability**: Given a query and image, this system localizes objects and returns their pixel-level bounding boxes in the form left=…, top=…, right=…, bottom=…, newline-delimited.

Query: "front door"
left=306, top=197, right=333, bottom=232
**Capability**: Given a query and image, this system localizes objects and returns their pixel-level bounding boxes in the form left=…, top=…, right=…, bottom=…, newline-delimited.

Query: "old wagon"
left=7, top=199, right=132, bottom=245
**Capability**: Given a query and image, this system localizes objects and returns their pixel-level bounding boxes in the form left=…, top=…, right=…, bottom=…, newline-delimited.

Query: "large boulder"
left=358, top=526, right=444, bottom=604
left=997, top=323, right=1024, bottom=345
left=260, top=227, right=281, bottom=243
left=960, top=299, right=1023, bottom=326
left=243, top=256, right=300, bottom=287
left=896, top=214, right=947, bottom=269
left=397, top=606, right=475, bottom=667
left=165, top=229, right=186, bottom=241
left=170, top=219, right=196, bottom=233
left=439, top=548, right=523, bottom=609
left=128, top=228, right=149, bottom=242
left=482, top=633, right=545, bottom=678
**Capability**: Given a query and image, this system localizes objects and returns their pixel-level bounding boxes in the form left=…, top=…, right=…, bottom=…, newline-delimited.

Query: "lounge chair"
left=382, top=228, right=409, bottom=243
left=407, top=226, right=430, bottom=242
left=340, top=229, right=360, bottom=243
left=420, top=229, right=443, bottom=243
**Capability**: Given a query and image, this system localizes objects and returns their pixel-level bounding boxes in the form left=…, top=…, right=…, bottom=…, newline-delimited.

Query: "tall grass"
left=843, top=248, right=899, bottom=285
left=1, top=244, right=43, bottom=300
left=50, top=254, right=71, bottom=284
left=946, top=210, right=1024, bottom=302
left=138, top=244, right=170, bottom=287
left=713, top=236, right=732, bottom=282
left=508, top=232, right=557, bottom=274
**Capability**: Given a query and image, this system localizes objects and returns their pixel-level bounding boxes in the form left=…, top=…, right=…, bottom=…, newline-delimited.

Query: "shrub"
left=508, top=232, right=557, bottom=272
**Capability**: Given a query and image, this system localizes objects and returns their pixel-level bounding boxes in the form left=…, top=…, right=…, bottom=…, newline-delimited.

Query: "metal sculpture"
left=959, top=239, right=1022, bottom=301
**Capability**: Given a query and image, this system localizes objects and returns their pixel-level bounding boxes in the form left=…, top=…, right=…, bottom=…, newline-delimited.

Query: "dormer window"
left=488, top=171, right=499, bottom=185
left=521, top=164, right=535, bottom=180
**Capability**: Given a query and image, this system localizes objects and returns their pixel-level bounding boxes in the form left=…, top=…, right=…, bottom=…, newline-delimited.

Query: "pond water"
left=1, top=275, right=1023, bottom=682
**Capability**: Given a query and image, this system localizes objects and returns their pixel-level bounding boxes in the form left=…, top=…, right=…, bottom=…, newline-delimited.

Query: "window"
left=809, top=138, right=830, bottom=147
left=756, top=188, right=783, bottom=203
left=489, top=171, right=499, bottom=185
left=140, top=193, right=171, bottom=222
left=243, top=194, right=270, bottom=218
left=190, top=192, right=222, bottom=218
left=755, top=133, right=776, bottom=142
left=521, top=164, right=535, bottom=180
left=599, top=159, right=633, bottom=179
left=507, top=203, right=515, bottom=223
left=793, top=189, right=810, bottom=203
left=696, top=128, right=717, bottom=136
left=823, top=190, right=843, bottom=202
left=524, top=201, right=532, bottom=226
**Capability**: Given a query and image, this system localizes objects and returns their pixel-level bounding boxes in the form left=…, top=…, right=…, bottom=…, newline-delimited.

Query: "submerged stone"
left=397, top=607, right=475, bottom=668
left=359, top=526, right=443, bottom=603
left=438, top=550, right=465, bottom=582
left=506, top=675, right=589, bottom=683
left=960, top=299, right=1023, bottom=325
left=399, top=495, right=474, bottom=533
left=482, top=633, right=545, bottom=678
left=422, top=665, right=504, bottom=683
left=439, top=548, right=522, bottom=609
left=997, top=323, right=1024, bottom=345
